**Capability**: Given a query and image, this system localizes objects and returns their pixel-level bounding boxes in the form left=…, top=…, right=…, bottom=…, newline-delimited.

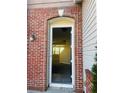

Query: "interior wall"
left=59, top=44, right=70, bottom=64
left=52, top=45, right=70, bottom=64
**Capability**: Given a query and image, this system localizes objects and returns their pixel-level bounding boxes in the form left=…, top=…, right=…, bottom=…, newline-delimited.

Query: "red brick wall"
left=85, top=69, right=93, bottom=93
left=27, top=5, right=83, bottom=93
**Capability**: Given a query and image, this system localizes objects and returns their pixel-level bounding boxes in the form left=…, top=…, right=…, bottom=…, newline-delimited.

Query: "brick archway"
left=47, top=17, right=75, bottom=88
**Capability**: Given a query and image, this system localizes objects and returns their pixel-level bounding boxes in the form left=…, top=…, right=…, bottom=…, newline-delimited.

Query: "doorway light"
left=53, top=46, right=65, bottom=54
left=60, top=47, right=64, bottom=53
left=29, top=33, right=36, bottom=42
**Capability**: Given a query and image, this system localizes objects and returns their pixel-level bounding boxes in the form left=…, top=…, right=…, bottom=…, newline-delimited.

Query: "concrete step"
left=28, top=87, right=75, bottom=93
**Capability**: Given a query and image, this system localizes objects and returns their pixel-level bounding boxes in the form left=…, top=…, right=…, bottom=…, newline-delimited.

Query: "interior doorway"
left=48, top=17, right=75, bottom=88
left=49, top=26, right=74, bottom=88
left=52, top=27, right=72, bottom=84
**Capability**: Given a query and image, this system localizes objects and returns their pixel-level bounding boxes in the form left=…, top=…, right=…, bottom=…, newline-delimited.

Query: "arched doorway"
left=48, top=17, right=75, bottom=88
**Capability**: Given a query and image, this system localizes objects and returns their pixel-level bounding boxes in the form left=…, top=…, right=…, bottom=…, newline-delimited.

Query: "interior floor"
left=52, top=63, right=72, bottom=84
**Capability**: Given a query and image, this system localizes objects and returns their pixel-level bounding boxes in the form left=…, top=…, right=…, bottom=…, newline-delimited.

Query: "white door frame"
left=49, top=24, right=75, bottom=88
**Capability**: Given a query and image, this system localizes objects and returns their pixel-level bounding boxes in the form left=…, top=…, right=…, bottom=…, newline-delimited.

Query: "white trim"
left=71, top=25, right=75, bottom=86
left=49, top=25, right=52, bottom=85
left=50, top=83, right=73, bottom=88
left=49, top=24, right=75, bottom=88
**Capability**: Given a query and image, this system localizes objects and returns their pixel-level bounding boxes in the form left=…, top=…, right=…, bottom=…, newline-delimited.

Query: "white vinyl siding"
left=82, top=0, right=97, bottom=91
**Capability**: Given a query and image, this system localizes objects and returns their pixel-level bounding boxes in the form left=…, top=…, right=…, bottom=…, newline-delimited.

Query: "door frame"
left=49, top=24, right=75, bottom=88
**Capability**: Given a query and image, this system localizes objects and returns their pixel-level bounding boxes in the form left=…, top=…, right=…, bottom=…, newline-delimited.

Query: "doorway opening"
left=48, top=17, right=75, bottom=88
left=52, top=27, right=72, bottom=84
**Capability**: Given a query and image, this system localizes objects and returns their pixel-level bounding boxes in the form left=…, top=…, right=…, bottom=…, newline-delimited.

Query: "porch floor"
left=27, top=87, right=75, bottom=93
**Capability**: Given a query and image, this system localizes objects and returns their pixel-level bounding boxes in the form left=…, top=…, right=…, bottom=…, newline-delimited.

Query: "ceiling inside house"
left=53, top=27, right=71, bottom=45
